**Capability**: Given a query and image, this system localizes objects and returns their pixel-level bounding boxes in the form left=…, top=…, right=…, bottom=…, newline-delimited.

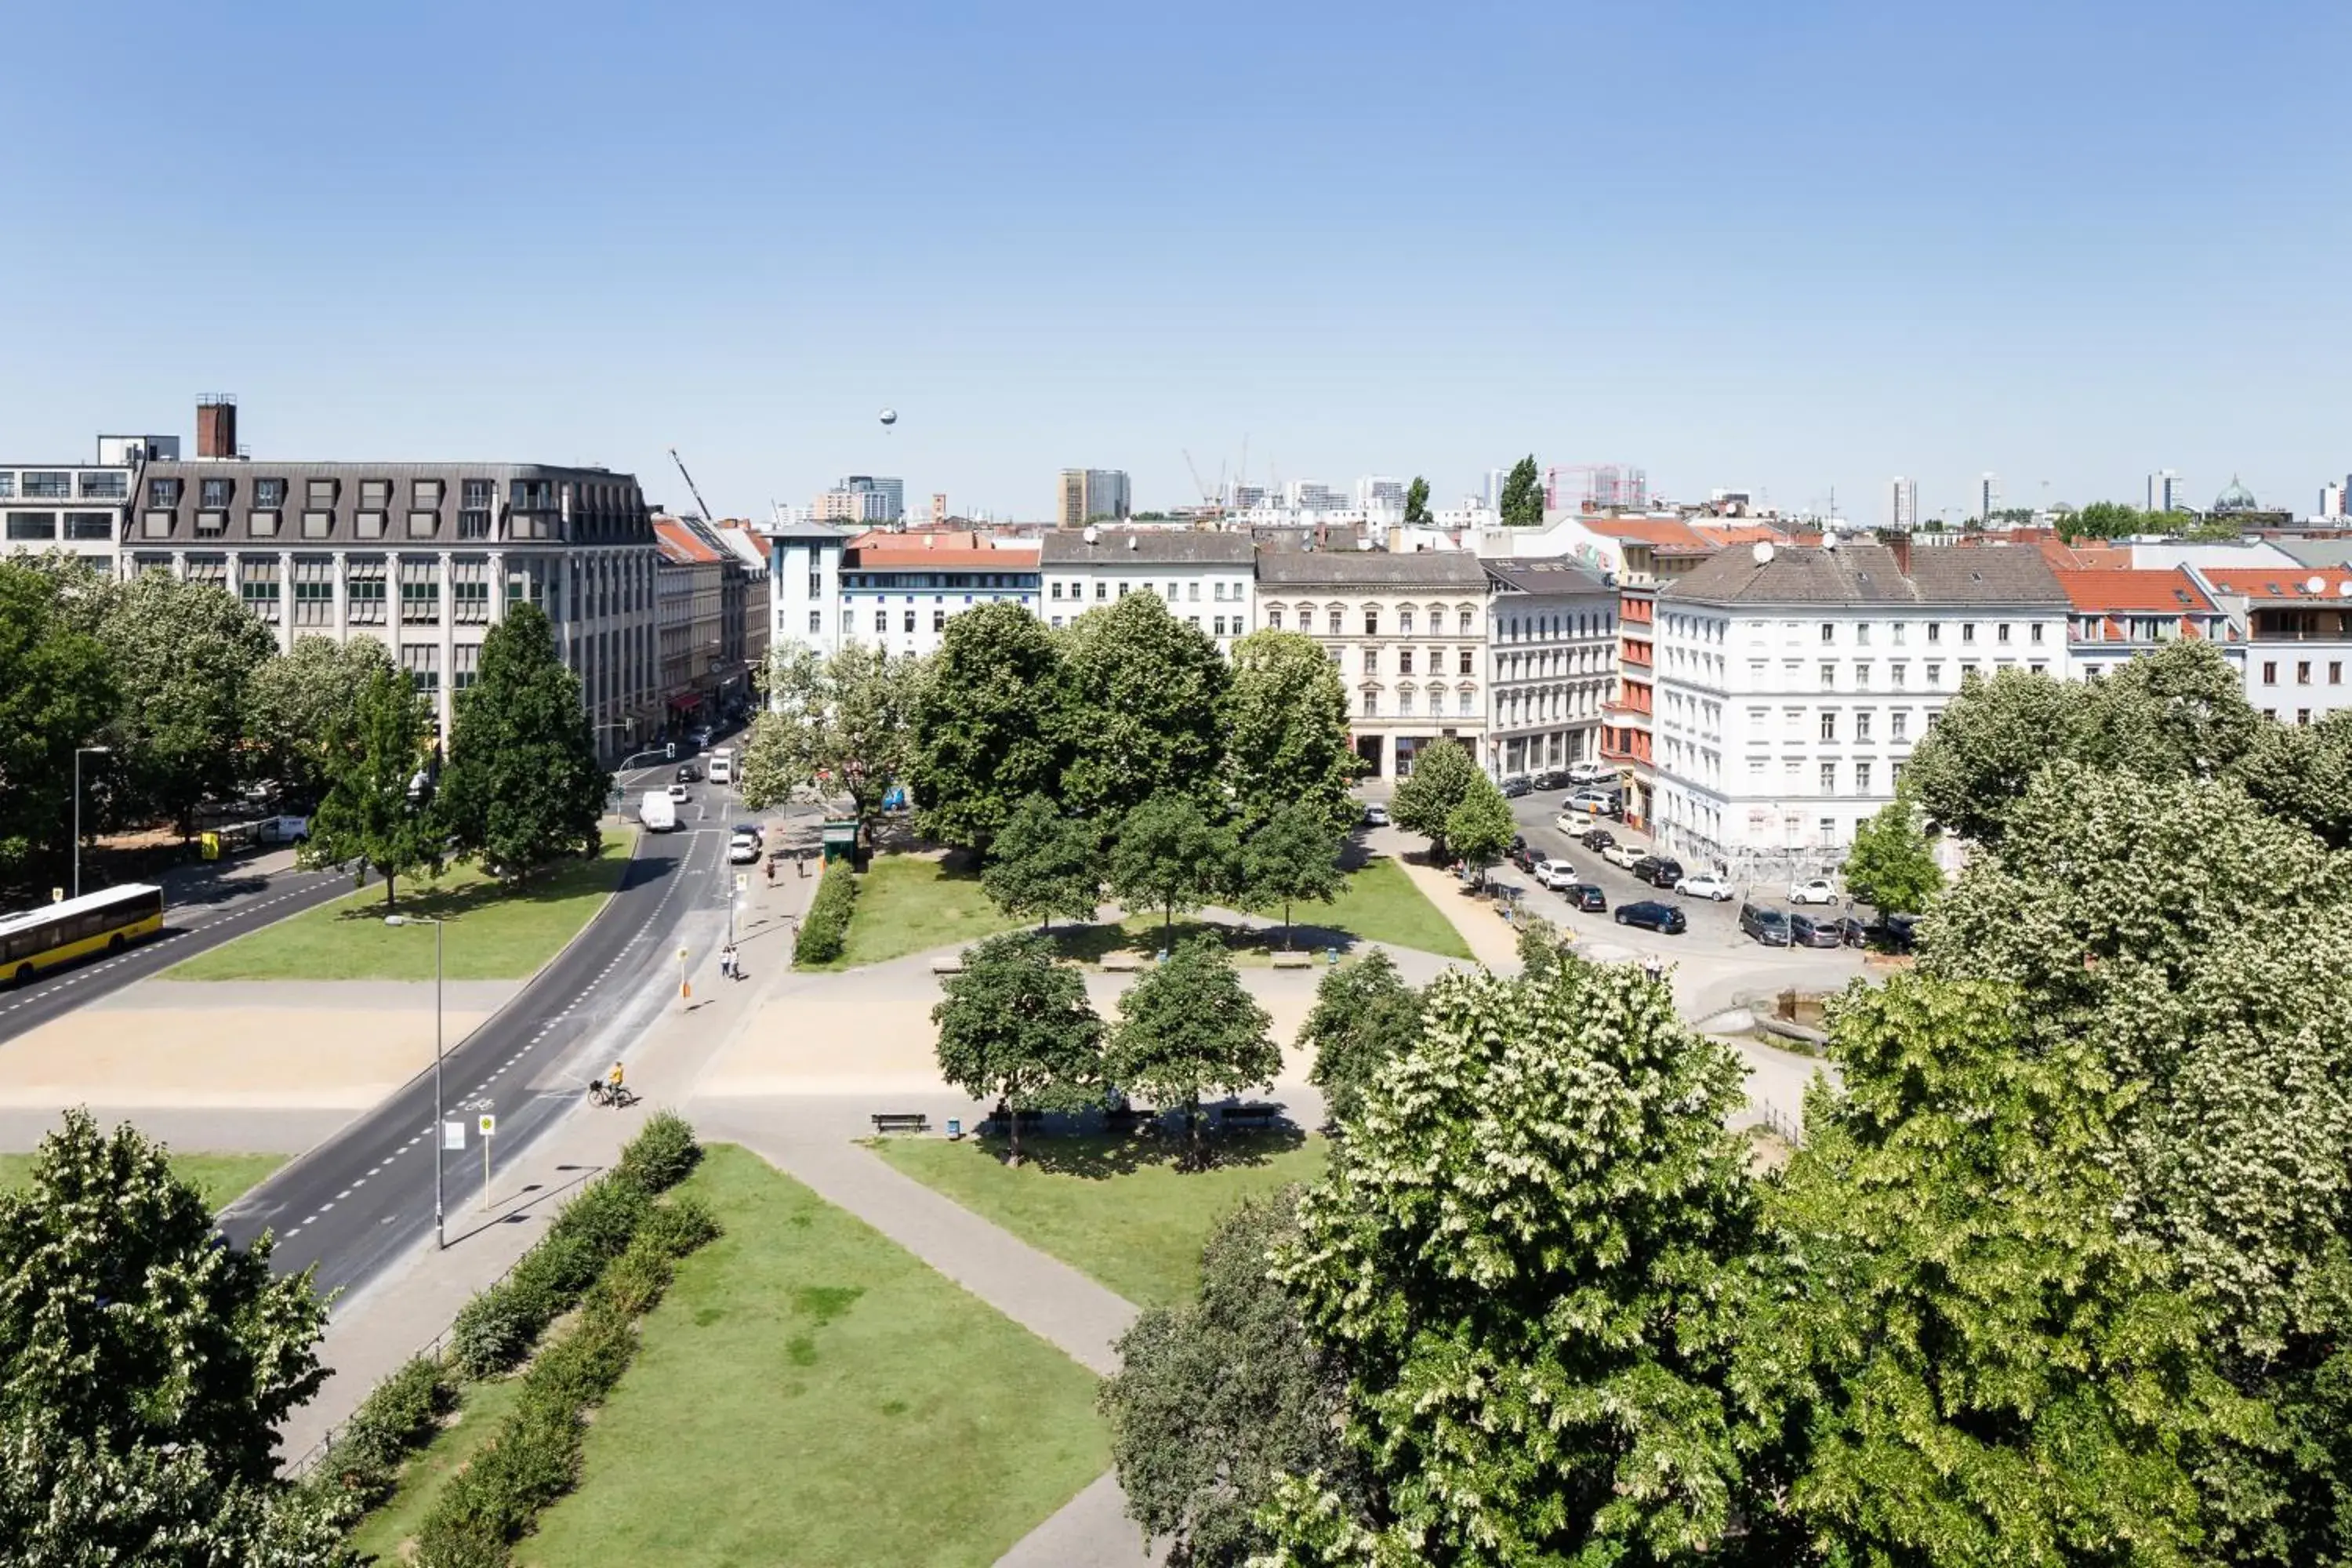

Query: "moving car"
left=1562, top=788, right=1618, bottom=816
left=1362, top=803, right=1389, bottom=827
left=1565, top=760, right=1615, bottom=786
left=1533, top=768, right=1568, bottom=790
left=727, top=832, right=761, bottom=866
left=1534, top=857, right=1577, bottom=891
left=1614, top=900, right=1687, bottom=935
left=1601, top=841, right=1646, bottom=869
left=732, top=822, right=764, bottom=844
left=666, top=782, right=690, bottom=803
left=1738, top=902, right=1791, bottom=946
left=1788, top=913, right=1846, bottom=949
left=1675, top=871, right=1734, bottom=902
left=674, top=764, right=702, bottom=783
left=1577, top=826, right=1617, bottom=851
left=1501, top=775, right=1532, bottom=798
left=1643, top=858, right=1686, bottom=890
left=1788, top=877, right=1839, bottom=906
left=1564, top=883, right=1607, bottom=913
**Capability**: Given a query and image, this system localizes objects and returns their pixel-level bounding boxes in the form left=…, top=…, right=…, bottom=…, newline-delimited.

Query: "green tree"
left=906, top=601, right=1068, bottom=854
left=1514, top=911, right=1566, bottom=982
left=1099, top=1188, right=1359, bottom=1567
left=1838, top=797, right=1943, bottom=913
left=0, top=562, right=117, bottom=878
left=437, top=603, right=608, bottom=877
left=301, top=667, right=442, bottom=907
left=1105, top=938, right=1278, bottom=1168
left=1259, top=958, right=1763, bottom=1566
left=1297, top=949, right=1420, bottom=1127
left=931, top=931, right=1103, bottom=1166
left=1403, top=476, right=1432, bottom=525
left=1238, top=801, right=1343, bottom=949
left=1105, top=792, right=1234, bottom=935
left=246, top=635, right=396, bottom=804
left=1751, top=976, right=2260, bottom=1566
left=981, top=793, right=1101, bottom=931
left=1441, top=771, right=1515, bottom=879
left=0, top=1111, right=328, bottom=1486
left=1057, top=591, right=1230, bottom=820
left=1497, top=455, right=1543, bottom=527
left=96, top=572, right=277, bottom=835
left=2071, top=498, right=2153, bottom=539
left=1224, top=629, right=1359, bottom=835
left=743, top=641, right=918, bottom=837
left=1900, top=665, right=2085, bottom=844
left=1386, top=739, right=1480, bottom=862
left=2234, top=708, right=2352, bottom=848
left=2083, top=635, right=2262, bottom=782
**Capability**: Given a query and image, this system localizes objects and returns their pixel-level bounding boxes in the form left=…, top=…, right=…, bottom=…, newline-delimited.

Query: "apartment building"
left=1650, top=539, right=2069, bottom=882
left=1479, top=559, right=1617, bottom=779
left=128, top=447, right=659, bottom=750
left=2053, top=565, right=2232, bottom=682
left=1056, top=469, right=1131, bottom=528
left=2200, top=566, right=2352, bottom=724
left=653, top=517, right=738, bottom=734
left=835, top=529, right=1040, bottom=659
left=1040, top=529, right=1255, bottom=651
left=1, top=434, right=177, bottom=564
left=764, top=517, right=852, bottom=659
left=1254, top=550, right=1488, bottom=778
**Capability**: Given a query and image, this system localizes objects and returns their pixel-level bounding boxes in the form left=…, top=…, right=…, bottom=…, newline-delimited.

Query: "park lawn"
left=0, top=1151, right=285, bottom=1213
left=346, top=1374, right=528, bottom=1565
left=1308, top=854, right=1472, bottom=960
left=169, top=831, right=630, bottom=982
left=871, top=1133, right=1330, bottom=1308
left=517, top=1144, right=1109, bottom=1568
left=818, top=853, right=1025, bottom=970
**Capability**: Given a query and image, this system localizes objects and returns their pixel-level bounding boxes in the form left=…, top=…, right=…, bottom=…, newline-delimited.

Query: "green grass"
left=346, top=1374, right=528, bottom=1564
left=870, top=1133, right=1330, bottom=1308
left=815, top=854, right=1025, bottom=970
left=514, top=1144, right=1109, bottom=1566
left=1312, top=855, right=1472, bottom=960
left=169, top=831, right=631, bottom=982
left=0, top=1152, right=285, bottom=1213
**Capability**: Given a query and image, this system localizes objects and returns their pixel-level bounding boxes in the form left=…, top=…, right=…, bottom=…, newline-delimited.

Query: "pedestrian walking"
left=722, top=942, right=741, bottom=980
left=764, top=857, right=775, bottom=887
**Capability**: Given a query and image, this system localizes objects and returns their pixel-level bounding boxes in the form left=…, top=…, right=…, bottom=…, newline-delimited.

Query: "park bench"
left=1101, top=951, right=1145, bottom=971
left=1220, top=1103, right=1282, bottom=1131
left=1270, top=950, right=1313, bottom=969
left=870, top=1112, right=931, bottom=1136
left=930, top=952, right=964, bottom=975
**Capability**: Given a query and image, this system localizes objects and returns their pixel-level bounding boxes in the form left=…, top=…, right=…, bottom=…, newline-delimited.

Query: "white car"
left=1362, top=803, right=1389, bottom=827
left=1788, top=877, right=1839, bottom=906
left=1675, top=872, right=1734, bottom=902
left=666, top=782, right=690, bottom=804
left=1602, top=842, right=1646, bottom=869
left=1534, top=858, right=1577, bottom=891
left=727, top=833, right=760, bottom=865
left=1564, top=760, right=1614, bottom=786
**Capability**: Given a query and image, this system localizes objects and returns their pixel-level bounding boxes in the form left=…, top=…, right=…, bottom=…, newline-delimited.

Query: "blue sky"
left=6, top=2, right=2347, bottom=523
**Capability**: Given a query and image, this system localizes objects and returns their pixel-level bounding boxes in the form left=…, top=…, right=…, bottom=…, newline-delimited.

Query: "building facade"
left=1888, top=477, right=1918, bottom=532
left=1650, top=539, right=2069, bottom=884
left=127, top=458, right=659, bottom=750
left=764, top=518, right=851, bottom=659
left=2200, top=566, right=2352, bottom=725
left=654, top=517, right=730, bottom=734
left=1056, top=469, right=1131, bottom=528
left=1479, top=559, right=1617, bottom=779
left=1039, top=529, right=1255, bottom=651
left=814, top=475, right=904, bottom=524
left=2053, top=565, right=2231, bottom=682
left=835, top=530, right=1040, bottom=659
left=1254, top=550, right=1487, bottom=778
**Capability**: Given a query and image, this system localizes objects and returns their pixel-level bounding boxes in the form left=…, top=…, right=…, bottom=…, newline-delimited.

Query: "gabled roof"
left=2053, top=568, right=2216, bottom=614
left=1481, top=558, right=1615, bottom=597
left=1255, top=549, right=1489, bottom=588
left=1040, top=529, right=1255, bottom=566
left=652, top=517, right=725, bottom=565
left=1662, top=542, right=2068, bottom=607
left=2202, top=567, right=2352, bottom=602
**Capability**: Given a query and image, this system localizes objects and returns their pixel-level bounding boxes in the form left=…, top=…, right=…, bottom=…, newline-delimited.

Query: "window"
left=1457, top=610, right=1472, bottom=635
left=2029, top=661, right=2046, bottom=675
left=402, top=644, right=439, bottom=696
left=19, top=472, right=69, bottom=500
left=200, top=477, right=234, bottom=508
left=452, top=644, right=480, bottom=693
left=147, top=477, right=182, bottom=507
left=2299, top=661, right=2313, bottom=685
left=809, top=611, right=821, bottom=633
left=195, top=510, right=226, bottom=536
left=1855, top=622, right=1871, bottom=646
left=256, top=478, right=287, bottom=509
left=408, top=510, right=438, bottom=539
left=246, top=508, right=278, bottom=537
left=1268, top=608, right=1283, bottom=630
left=2030, top=622, right=2045, bottom=644
left=307, top=478, right=337, bottom=507
left=1750, top=757, right=1767, bottom=779
left=2333, top=662, right=2343, bottom=685
left=1399, top=610, right=1414, bottom=635
left=458, top=507, right=491, bottom=539
left=77, top=471, right=126, bottom=500
left=1363, top=689, right=1378, bottom=717
left=1363, top=648, right=1379, bottom=675
left=1996, top=622, right=2011, bottom=644
left=1892, top=622, right=1907, bottom=645
left=1457, top=688, right=1474, bottom=716
left=355, top=511, right=385, bottom=539
left=297, top=510, right=329, bottom=539
left=238, top=561, right=278, bottom=621
left=1364, top=610, right=1378, bottom=636
left=137, top=510, right=167, bottom=539
left=2263, top=660, right=2278, bottom=684
left=1820, top=816, right=1838, bottom=846
left=63, top=512, right=111, bottom=541
left=1458, top=648, right=1473, bottom=675
left=1820, top=622, right=1835, bottom=644
left=361, top=479, right=391, bottom=510
left=1187, top=581, right=1200, bottom=602
left=1856, top=760, right=1873, bottom=794
left=1095, top=582, right=1107, bottom=601
left=1820, top=661, right=1835, bottom=688
left=1962, top=622, right=1977, bottom=644
left=903, top=610, right=916, bottom=633
left=1399, top=648, right=1414, bottom=675
left=1854, top=662, right=1871, bottom=691
left=1927, top=662, right=1943, bottom=688
left=1891, top=710, right=1909, bottom=742
left=292, top=559, right=334, bottom=626
left=413, top=479, right=444, bottom=509
left=1427, top=689, right=1442, bottom=716
left=1889, top=662, right=1905, bottom=689
left=1926, top=622, right=1941, bottom=644
left=1049, top=581, right=1062, bottom=600
left=1820, top=711, right=1837, bottom=741
left=452, top=571, right=490, bottom=625
left=1327, top=611, right=1341, bottom=634
left=400, top=560, right=441, bottom=625
left=1855, top=710, right=1872, bottom=742
left=1820, top=761, right=1836, bottom=795
left=5, top=512, right=56, bottom=541
left=463, top=478, right=494, bottom=509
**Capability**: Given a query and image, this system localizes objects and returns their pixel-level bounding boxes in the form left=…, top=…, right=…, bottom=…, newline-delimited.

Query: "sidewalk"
left=274, top=855, right=814, bottom=1470
left=1367, top=828, right=1523, bottom=972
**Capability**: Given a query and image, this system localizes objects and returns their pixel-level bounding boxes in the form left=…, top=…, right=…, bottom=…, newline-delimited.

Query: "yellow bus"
left=0, top=884, right=165, bottom=985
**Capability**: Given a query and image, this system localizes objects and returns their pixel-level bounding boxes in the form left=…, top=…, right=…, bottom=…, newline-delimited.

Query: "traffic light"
left=666, top=742, right=677, bottom=760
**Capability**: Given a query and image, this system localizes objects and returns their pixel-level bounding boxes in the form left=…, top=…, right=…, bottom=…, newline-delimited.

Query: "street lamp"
left=73, top=746, right=110, bottom=899
left=383, top=913, right=446, bottom=1250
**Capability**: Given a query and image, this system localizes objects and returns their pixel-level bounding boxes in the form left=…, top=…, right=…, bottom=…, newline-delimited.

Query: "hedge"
left=793, top=860, right=857, bottom=964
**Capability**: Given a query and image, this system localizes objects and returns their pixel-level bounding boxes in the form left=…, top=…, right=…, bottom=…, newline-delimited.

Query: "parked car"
left=1628, top=855, right=1664, bottom=883
left=666, top=782, right=690, bottom=803
left=1739, top=902, right=1793, bottom=946
left=1602, top=841, right=1646, bottom=869
left=1825, top=915, right=1870, bottom=947
left=1534, top=768, right=1569, bottom=790
left=1510, top=832, right=1526, bottom=853
left=1675, top=871, right=1734, bottom=901
left=1788, top=877, right=1839, bottom=906
left=1875, top=911, right=1921, bottom=953
left=1565, top=760, right=1615, bottom=786
left=1501, top=775, right=1532, bottom=798
left=1535, top=857, right=1577, bottom=891
left=1643, top=858, right=1686, bottom=890
left=1508, top=844, right=1541, bottom=874
left=1788, top=913, right=1845, bottom=949
left=1577, top=826, right=1617, bottom=851
left=1362, top=803, right=1389, bottom=827
left=1565, top=883, right=1607, bottom=913
left=1615, top=900, right=1688, bottom=935
left=733, top=822, right=764, bottom=844
left=1563, top=788, right=1619, bottom=816
left=727, top=833, right=761, bottom=865
left=256, top=814, right=310, bottom=845
left=674, top=764, right=702, bottom=783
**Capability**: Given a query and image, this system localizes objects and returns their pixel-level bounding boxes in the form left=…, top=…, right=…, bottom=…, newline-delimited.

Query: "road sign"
left=443, top=1120, right=465, bottom=1150
left=734, top=873, right=748, bottom=893
left=477, top=1113, right=496, bottom=1137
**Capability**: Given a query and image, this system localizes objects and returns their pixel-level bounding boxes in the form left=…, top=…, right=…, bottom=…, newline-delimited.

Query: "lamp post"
left=383, top=913, right=445, bottom=1250
left=72, top=746, right=111, bottom=899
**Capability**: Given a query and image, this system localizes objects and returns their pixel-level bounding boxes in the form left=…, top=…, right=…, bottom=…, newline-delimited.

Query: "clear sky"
left=6, top=2, right=2347, bottom=524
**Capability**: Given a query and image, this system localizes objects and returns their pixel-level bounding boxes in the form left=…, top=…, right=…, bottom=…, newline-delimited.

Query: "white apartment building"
left=1650, top=539, right=2069, bottom=884
left=1255, top=550, right=1488, bottom=778
left=833, top=530, right=1040, bottom=661
left=1040, top=529, right=1254, bottom=652
left=1, top=434, right=177, bottom=564
left=1888, top=477, right=1918, bottom=532
left=2200, top=565, right=2352, bottom=726
left=1479, top=559, right=1618, bottom=779
left=764, top=517, right=851, bottom=659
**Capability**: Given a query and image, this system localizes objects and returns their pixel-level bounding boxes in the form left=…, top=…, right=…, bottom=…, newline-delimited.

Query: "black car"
left=1643, top=858, right=1686, bottom=890
left=1534, top=768, right=1569, bottom=791
left=1578, top=826, right=1617, bottom=852
left=1508, top=844, right=1540, bottom=874
left=1510, top=832, right=1526, bottom=852
left=1501, top=775, right=1532, bottom=798
left=1615, top=900, right=1687, bottom=935
left=674, top=764, right=702, bottom=783
left=1628, top=855, right=1664, bottom=884
left=1870, top=911, right=1921, bottom=953
left=1565, top=883, right=1607, bottom=913
left=1739, top=902, right=1792, bottom=946
left=1788, top=913, right=1845, bottom=949
left=1827, top=915, right=1869, bottom=948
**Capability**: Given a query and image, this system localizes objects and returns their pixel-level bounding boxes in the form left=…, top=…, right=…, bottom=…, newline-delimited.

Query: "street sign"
left=734, top=873, right=748, bottom=893
left=477, top=1113, right=496, bottom=1137
left=443, top=1120, right=465, bottom=1151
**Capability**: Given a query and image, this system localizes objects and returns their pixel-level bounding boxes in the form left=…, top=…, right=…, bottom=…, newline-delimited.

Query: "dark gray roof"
left=1661, top=542, right=2067, bottom=608
left=1254, top=548, right=1490, bottom=588
left=764, top=518, right=851, bottom=543
left=2274, top=538, right=2352, bottom=569
left=1480, top=557, right=1614, bottom=597
left=1040, top=529, right=1255, bottom=566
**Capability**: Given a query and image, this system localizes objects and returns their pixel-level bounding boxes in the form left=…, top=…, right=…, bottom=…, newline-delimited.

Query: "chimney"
left=1889, top=532, right=1913, bottom=576
left=196, top=394, right=238, bottom=459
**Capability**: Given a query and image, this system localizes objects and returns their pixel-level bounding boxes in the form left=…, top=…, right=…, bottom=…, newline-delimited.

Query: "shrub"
left=321, top=1354, right=454, bottom=1508
left=615, top=1110, right=702, bottom=1195
left=637, top=1194, right=721, bottom=1258
left=542, top=1173, right=650, bottom=1258
left=793, top=863, right=857, bottom=964
left=448, top=1281, right=540, bottom=1381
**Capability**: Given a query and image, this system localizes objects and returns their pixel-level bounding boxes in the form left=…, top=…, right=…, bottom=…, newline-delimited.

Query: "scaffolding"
left=1544, top=463, right=1650, bottom=513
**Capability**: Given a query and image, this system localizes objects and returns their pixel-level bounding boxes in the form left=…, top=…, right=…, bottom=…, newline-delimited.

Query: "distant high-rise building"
left=815, top=474, right=903, bottom=524
left=2321, top=481, right=2346, bottom=521
left=1887, top=476, right=1918, bottom=532
left=1483, top=468, right=1508, bottom=510
left=1057, top=468, right=1131, bottom=528
left=1286, top=480, right=1345, bottom=513
left=1227, top=482, right=1267, bottom=510
left=1356, top=476, right=1406, bottom=512
left=2147, top=470, right=2187, bottom=514
left=931, top=492, right=949, bottom=525
left=1978, top=472, right=1999, bottom=521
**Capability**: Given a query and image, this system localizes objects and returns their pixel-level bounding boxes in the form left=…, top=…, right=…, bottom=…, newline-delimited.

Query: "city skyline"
left=4, top=2, right=2347, bottom=521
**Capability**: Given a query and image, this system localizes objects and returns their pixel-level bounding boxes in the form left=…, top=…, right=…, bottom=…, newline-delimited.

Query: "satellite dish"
left=1751, top=541, right=1775, bottom=565
left=1127, top=534, right=1139, bottom=550
left=2307, top=574, right=2327, bottom=593
left=1821, top=531, right=1839, bottom=550
left=877, top=408, right=898, bottom=430
left=2338, top=581, right=2352, bottom=598
left=1081, top=524, right=1098, bottom=545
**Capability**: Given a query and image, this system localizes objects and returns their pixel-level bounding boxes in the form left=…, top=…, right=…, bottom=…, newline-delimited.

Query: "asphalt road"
left=219, top=802, right=731, bottom=1301
left=0, top=861, right=354, bottom=1047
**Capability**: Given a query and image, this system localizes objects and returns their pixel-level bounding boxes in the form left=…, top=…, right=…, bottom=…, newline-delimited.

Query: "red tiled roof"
left=1582, top=517, right=1708, bottom=548
left=2053, top=568, right=2216, bottom=614
left=2203, top=568, right=2352, bottom=601
left=652, top=518, right=724, bottom=564
left=1691, top=524, right=1785, bottom=546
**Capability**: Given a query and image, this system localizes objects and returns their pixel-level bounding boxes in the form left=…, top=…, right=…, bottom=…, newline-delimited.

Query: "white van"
left=708, top=748, right=735, bottom=786
left=639, top=790, right=677, bottom=833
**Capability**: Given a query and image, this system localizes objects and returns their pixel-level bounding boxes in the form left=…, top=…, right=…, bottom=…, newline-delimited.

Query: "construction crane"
left=1181, top=448, right=1221, bottom=509
left=667, top=447, right=716, bottom=523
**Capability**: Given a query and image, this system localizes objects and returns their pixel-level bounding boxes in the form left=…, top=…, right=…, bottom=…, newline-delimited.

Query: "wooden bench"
left=1220, top=1103, right=1283, bottom=1131
left=1270, top=950, right=1313, bottom=969
left=1101, top=951, right=1145, bottom=971
left=870, top=1112, right=931, bottom=1136
left=930, top=953, right=965, bottom=975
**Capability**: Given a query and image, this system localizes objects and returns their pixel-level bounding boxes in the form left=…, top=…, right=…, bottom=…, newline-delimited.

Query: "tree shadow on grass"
left=317, top=849, right=625, bottom=926
left=956, top=1120, right=1307, bottom=1179
left=1048, top=917, right=1362, bottom=967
